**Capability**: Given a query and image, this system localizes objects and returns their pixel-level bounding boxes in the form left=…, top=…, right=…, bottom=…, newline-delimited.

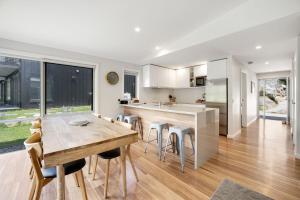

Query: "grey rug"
left=210, top=179, right=273, bottom=200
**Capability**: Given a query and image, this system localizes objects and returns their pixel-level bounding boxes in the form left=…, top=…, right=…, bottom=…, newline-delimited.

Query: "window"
left=30, top=77, right=40, bottom=102
left=124, top=72, right=137, bottom=99
left=45, top=62, right=93, bottom=114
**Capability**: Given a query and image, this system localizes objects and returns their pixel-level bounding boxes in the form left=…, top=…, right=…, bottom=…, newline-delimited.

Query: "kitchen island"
left=122, top=103, right=219, bottom=169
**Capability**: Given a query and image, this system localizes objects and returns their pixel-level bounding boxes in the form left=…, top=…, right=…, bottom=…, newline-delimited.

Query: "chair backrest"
left=114, top=120, right=132, bottom=130
left=31, top=118, right=41, bottom=129
left=24, top=133, right=43, bottom=159
left=28, top=147, right=44, bottom=181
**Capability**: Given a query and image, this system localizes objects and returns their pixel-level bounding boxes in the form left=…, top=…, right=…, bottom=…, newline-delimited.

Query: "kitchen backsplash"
left=171, top=87, right=205, bottom=104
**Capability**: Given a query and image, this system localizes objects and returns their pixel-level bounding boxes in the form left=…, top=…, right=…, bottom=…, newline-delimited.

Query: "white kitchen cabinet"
left=207, top=59, right=227, bottom=80
left=194, top=64, right=207, bottom=77
left=143, top=65, right=175, bottom=88
left=175, top=68, right=190, bottom=88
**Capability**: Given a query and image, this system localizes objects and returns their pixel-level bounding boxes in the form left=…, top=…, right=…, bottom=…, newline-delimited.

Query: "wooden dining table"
left=41, top=113, right=138, bottom=200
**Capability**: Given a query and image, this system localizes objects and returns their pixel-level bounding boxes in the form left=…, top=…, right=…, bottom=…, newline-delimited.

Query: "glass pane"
left=0, top=55, right=40, bottom=151
left=124, top=74, right=136, bottom=98
left=258, top=79, right=265, bottom=117
left=45, top=63, right=93, bottom=115
left=264, top=78, right=287, bottom=120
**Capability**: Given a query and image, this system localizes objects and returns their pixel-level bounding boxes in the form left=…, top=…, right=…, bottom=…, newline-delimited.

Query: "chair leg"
left=77, top=170, right=88, bottom=200
left=138, top=119, right=143, bottom=140
left=28, top=177, right=36, bottom=200
left=33, top=181, right=43, bottom=200
left=144, top=128, right=152, bottom=153
left=127, top=145, right=139, bottom=182
left=189, top=133, right=195, bottom=154
left=88, top=156, right=92, bottom=174
left=73, top=173, right=79, bottom=187
left=92, top=156, right=99, bottom=180
left=104, top=159, right=111, bottom=199
left=179, top=137, right=185, bottom=173
left=163, top=132, right=172, bottom=161
left=157, top=129, right=163, bottom=160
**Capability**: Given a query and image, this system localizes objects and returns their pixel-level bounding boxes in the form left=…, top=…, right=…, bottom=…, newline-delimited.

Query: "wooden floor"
left=0, top=119, right=299, bottom=200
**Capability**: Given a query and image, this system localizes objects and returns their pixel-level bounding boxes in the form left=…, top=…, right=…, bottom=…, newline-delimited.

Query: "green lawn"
left=0, top=105, right=91, bottom=120
left=0, top=108, right=40, bottom=120
left=0, top=123, right=31, bottom=148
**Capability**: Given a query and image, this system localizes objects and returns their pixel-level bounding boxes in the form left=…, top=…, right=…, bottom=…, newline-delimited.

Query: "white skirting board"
left=227, top=129, right=241, bottom=139
left=247, top=117, right=257, bottom=127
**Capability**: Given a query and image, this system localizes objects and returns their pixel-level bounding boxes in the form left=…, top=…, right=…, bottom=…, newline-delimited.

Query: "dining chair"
left=92, top=119, right=139, bottom=198
left=87, top=115, right=113, bottom=174
left=25, top=134, right=88, bottom=200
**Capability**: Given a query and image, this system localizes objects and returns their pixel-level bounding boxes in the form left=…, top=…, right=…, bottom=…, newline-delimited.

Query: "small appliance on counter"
left=118, top=93, right=131, bottom=104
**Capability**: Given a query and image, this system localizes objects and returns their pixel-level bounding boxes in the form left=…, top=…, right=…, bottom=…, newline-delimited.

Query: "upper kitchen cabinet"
left=194, top=64, right=207, bottom=77
left=175, top=68, right=190, bottom=88
left=207, top=59, right=227, bottom=80
left=142, top=64, right=175, bottom=88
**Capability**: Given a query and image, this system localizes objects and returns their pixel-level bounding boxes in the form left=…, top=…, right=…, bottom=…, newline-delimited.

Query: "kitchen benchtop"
left=122, top=103, right=218, bottom=115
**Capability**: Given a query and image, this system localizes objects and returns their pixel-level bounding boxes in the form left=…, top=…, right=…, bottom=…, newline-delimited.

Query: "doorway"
left=258, top=78, right=288, bottom=121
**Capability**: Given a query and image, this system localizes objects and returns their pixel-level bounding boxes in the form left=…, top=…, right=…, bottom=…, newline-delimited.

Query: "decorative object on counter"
left=196, top=93, right=206, bottom=104
left=168, top=95, right=176, bottom=103
left=106, top=71, right=119, bottom=85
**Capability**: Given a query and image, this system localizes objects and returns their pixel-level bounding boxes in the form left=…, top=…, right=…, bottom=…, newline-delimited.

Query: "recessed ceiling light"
left=255, top=45, right=262, bottom=49
left=155, top=46, right=161, bottom=50
left=134, top=27, right=141, bottom=32
left=265, top=61, right=269, bottom=65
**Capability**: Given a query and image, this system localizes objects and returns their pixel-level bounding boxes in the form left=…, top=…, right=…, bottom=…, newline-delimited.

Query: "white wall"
left=227, top=56, right=242, bottom=138
left=171, top=87, right=205, bottom=103
left=295, top=36, right=300, bottom=158
left=0, top=38, right=171, bottom=118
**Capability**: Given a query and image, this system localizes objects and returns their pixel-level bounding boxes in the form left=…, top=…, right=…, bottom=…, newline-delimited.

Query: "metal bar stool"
left=163, top=126, right=195, bottom=172
left=144, top=122, right=169, bottom=160
left=123, top=115, right=143, bottom=140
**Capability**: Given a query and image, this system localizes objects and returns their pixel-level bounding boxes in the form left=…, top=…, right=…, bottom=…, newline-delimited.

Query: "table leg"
left=120, top=146, right=127, bottom=197
left=57, top=165, right=65, bottom=200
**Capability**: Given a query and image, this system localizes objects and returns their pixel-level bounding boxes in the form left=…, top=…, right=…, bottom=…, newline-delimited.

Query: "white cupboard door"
left=194, top=65, right=207, bottom=77
left=143, top=65, right=150, bottom=87
left=175, top=68, right=190, bottom=88
left=207, top=59, right=227, bottom=80
left=168, top=69, right=176, bottom=88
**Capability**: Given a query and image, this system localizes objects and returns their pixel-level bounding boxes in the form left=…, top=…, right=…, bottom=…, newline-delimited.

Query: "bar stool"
left=116, top=114, right=125, bottom=122
left=123, top=115, right=143, bottom=139
left=144, top=122, right=169, bottom=160
left=163, top=126, right=195, bottom=172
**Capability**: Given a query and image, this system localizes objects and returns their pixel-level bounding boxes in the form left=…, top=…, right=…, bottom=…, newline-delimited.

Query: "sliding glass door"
left=0, top=55, right=40, bottom=151
left=258, top=78, right=288, bottom=121
left=45, top=62, right=93, bottom=115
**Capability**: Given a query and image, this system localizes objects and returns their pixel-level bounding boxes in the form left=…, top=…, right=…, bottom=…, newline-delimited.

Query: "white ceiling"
left=0, top=0, right=245, bottom=62
left=147, top=13, right=300, bottom=72
left=0, top=0, right=299, bottom=73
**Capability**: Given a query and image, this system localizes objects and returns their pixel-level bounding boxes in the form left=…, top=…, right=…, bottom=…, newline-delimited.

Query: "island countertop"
left=122, top=103, right=217, bottom=115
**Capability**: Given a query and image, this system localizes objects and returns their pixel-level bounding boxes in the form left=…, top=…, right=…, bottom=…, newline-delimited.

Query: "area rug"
left=210, top=179, right=273, bottom=200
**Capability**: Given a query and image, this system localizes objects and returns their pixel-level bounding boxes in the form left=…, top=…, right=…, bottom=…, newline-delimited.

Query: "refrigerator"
left=205, top=78, right=228, bottom=136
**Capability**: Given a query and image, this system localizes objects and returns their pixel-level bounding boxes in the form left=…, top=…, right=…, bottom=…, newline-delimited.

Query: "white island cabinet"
left=123, top=104, right=219, bottom=169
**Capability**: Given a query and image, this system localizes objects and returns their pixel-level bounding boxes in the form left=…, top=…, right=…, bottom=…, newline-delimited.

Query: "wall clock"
left=106, top=71, right=119, bottom=85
